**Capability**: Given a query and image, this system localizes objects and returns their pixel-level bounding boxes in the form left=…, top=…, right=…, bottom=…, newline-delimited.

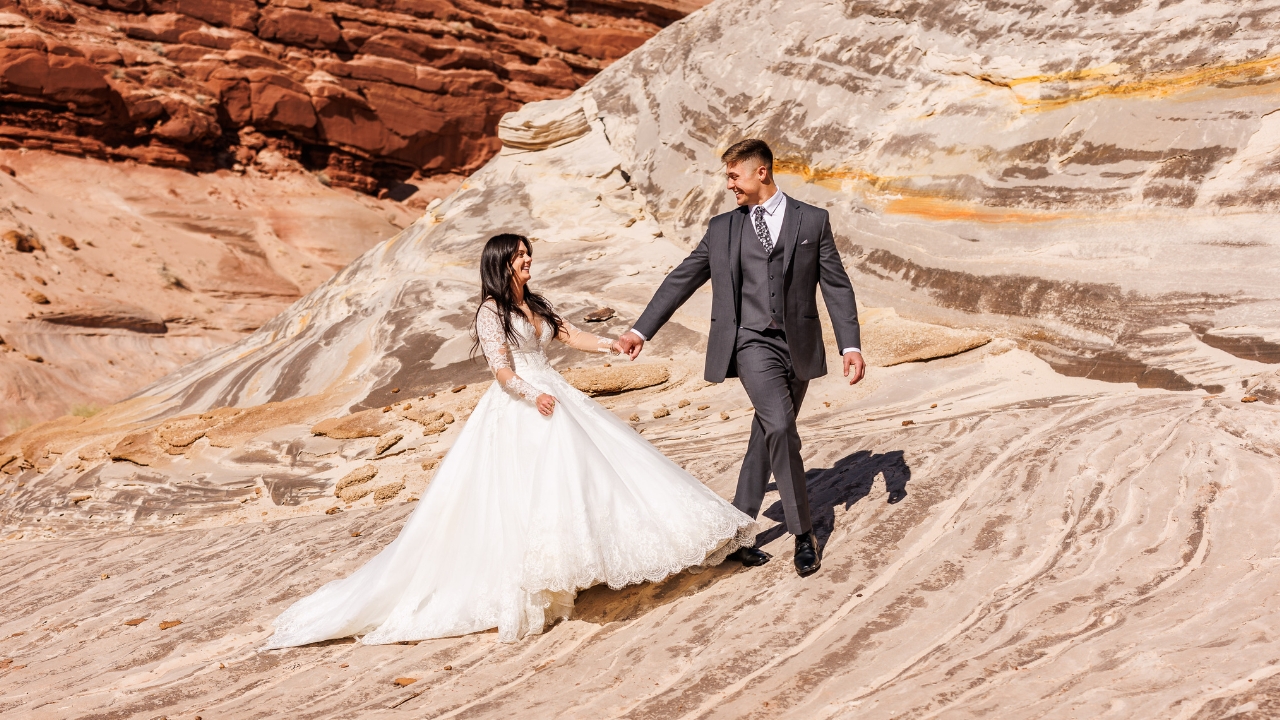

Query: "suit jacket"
left=633, top=195, right=861, bottom=382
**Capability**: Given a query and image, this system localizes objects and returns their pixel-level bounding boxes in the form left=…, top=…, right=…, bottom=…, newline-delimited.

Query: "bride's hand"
left=536, top=393, right=557, bottom=416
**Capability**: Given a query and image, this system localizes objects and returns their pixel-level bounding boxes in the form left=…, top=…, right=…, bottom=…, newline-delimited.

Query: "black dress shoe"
left=727, top=546, right=771, bottom=567
left=794, top=532, right=820, bottom=576
left=887, top=489, right=907, bottom=504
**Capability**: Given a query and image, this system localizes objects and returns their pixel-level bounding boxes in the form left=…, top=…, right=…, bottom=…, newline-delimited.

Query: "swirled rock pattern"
left=3, top=1, right=1280, bottom=718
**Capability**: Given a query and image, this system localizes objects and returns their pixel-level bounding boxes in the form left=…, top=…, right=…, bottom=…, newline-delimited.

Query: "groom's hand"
left=843, top=351, right=865, bottom=385
left=614, top=331, right=645, bottom=360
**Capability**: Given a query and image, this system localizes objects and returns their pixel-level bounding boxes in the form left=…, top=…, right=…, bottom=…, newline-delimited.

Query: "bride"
left=265, top=233, right=755, bottom=647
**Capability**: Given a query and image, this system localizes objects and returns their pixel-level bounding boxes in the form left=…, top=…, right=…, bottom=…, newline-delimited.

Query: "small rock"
left=325, top=506, right=342, bottom=515
left=159, top=620, right=182, bottom=630
left=339, top=663, right=349, bottom=668
left=930, top=403, right=938, bottom=408
left=4, top=230, right=40, bottom=253
left=376, top=433, right=404, bottom=455
left=583, top=307, right=615, bottom=322
left=720, top=411, right=730, bottom=420
left=58, top=235, right=78, bottom=250
left=902, top=420, right=915, bottom=426
left=427, top=392, right=437, bottom=398
left=653, top=407, right=670, bottom=419
left=0, top=164, right=14, bottom=176
left=373, top=481, right=405, bottom=502
left=335, top=464, right=378, bottom=496
left=1242, top=395, right=1259, bottom=403
left=32, top=275, right=46, bottom=286
left=422, top=458, right=441, bottom=472
left=339, top=483, right=374, bottom=503
left=70, top=494, right=91, bottom=504
left=24, top=290, right=49, bottom=305
left=443, top=664, right=453, bottom=670
left=394, top=677, right=417, bottom=686
left=100, top=573, right=109, bottom=580
left=823, top=401, right=831, bottom=408
left=123, top=618, right=146, bottom=626
left=382, top=406, right=391, bottom=413
left=391, top=387, right=400, bottom=393
left=677, top=399, right=690, bottom=408
left=402, top=402, right=411, bottom=410
left=351, top=531, right=362, bottom=537
left=25, top=354, right=43, bottom=363
left=697, top=404, right=710, bottom=411
left=629, top=413, right=640, bottom=422
left=451, top=385, right=467, bottom=393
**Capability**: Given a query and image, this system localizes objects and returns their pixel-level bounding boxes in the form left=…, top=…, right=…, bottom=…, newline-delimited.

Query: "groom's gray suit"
left=632, top=192, right=861, bottom=535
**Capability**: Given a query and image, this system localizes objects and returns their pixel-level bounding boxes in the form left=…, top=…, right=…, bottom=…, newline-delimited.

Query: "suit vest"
left=739, top=213, right=786, bottom=331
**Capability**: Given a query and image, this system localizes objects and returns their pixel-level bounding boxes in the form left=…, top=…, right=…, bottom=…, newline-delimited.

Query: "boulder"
left=561, top=365, right=670, bottom=395
left=497, top=96, right=591, bottom=151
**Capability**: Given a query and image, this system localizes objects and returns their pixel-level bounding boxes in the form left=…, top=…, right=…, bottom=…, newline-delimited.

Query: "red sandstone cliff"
left=0, top=0, right=705, bottom=192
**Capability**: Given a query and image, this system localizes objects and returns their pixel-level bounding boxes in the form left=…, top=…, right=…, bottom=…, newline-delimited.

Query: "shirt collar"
left=753, top=189, right=786, bottom=216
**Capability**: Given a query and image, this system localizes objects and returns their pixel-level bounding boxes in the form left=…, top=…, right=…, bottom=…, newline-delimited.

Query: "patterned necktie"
left=753, top=206, right=773, bottom=254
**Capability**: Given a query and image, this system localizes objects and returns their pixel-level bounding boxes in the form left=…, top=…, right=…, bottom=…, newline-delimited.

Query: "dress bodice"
left=508, top=315, right=554, bottom=374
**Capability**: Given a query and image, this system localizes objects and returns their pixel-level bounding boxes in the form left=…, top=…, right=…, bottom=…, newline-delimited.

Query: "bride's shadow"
left=571, top=562, right=739, bottom=626
left=571, top=450, right=910, bottom=627
left=756, top=449, right=911, bottom=551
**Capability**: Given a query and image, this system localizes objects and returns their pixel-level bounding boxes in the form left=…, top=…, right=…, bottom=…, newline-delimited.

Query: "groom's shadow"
left=756, top=449, right=911, bottom=551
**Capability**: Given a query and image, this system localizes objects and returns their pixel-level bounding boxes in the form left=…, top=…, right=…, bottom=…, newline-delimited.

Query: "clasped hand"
left=536, top=393, right=556, bottom=416
left=612, top=331, right=644, bottom=360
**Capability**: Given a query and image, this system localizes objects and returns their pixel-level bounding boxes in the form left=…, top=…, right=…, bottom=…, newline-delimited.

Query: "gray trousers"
left=732, top=327, right=811, bottom=536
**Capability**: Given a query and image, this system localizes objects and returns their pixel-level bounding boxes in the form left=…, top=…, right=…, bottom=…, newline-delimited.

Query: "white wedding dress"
left=265, top=302, right=755, bottom=647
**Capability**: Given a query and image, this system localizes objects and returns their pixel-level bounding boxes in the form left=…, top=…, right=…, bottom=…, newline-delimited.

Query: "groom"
left=614, top=139, right=864, bottom=577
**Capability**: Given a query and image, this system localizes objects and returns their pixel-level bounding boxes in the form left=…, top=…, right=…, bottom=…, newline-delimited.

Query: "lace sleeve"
left=558, top=320, right=615, bottom=354
left=477, top=303, right=543, bottom=403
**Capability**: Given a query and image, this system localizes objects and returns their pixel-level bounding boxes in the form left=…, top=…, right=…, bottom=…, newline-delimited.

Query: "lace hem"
left=521, top=517, right=757, bottom=598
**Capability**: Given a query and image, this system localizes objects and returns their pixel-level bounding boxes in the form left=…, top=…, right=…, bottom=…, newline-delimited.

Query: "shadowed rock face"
left=3, top=1, right=1280, bottom=717
left=0, top=0, right=708, bottom=191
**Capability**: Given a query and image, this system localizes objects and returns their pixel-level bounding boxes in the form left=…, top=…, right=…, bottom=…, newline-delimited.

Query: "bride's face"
left=510, top=243, right=533, bottom=286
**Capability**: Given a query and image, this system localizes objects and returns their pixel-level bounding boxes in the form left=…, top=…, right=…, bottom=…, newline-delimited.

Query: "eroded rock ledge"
left=0, top=0, right=706, bottom=191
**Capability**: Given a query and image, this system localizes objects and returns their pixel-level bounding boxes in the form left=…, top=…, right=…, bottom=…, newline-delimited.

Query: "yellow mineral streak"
left=991, top=54, right=1280, bottom=111
left=774, top=159, right=1068, bottom=224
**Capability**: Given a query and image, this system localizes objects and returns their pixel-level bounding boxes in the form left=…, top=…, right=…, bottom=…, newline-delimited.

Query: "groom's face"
left=725, top=159, right=769, bottom=206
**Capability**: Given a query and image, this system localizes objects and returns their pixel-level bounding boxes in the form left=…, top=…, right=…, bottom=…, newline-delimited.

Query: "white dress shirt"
left=631, top=188, right=860, bottom=356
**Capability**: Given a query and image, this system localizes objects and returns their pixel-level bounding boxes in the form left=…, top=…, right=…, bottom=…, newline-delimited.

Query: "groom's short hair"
left=722, top=139, right=773, bottom=174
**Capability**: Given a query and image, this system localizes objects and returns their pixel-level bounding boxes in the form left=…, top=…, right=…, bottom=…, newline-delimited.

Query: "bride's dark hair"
left=472, top=233, right=565, bottom=353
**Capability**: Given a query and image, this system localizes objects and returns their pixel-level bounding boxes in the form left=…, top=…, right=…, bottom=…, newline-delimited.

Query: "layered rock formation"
left=0, top=148, right=418, bottom=435
left=0, top=0, right=705, bottom=191
left=3, top=0, right=1280, bottom=717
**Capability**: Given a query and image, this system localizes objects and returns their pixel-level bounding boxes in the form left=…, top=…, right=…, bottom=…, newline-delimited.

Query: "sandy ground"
left=3, top=343, right=1279, bottom=719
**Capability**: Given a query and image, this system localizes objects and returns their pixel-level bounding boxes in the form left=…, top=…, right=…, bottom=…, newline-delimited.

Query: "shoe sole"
left=796, top=562, right=821, bottom=577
